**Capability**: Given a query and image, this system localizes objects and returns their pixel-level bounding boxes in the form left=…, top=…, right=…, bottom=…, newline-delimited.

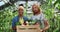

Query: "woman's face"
left=18, top=6, right=24, bottom=15
left=19, top=8, right=23, bottom=15
left=32, top=5, right=39, bottom=13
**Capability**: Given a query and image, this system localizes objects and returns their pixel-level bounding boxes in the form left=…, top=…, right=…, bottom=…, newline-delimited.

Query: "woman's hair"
left=32, top=3, right=41, bottom=15
left=19, top=4, right=23, bottom=7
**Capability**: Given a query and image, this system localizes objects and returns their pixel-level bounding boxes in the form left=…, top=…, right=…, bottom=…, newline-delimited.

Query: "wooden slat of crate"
left=16, top=25, right=41, bottom=32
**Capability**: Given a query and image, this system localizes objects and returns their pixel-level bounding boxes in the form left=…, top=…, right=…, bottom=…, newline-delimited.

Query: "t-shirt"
left=31, top=13, right=45, bottom=20
left=31, top=13, right=46, bottom=29
left=19, top=17, right=24, bottom=25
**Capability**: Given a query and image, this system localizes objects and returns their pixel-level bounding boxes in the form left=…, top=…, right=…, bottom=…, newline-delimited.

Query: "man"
left=12, top=5, right=28, bottom=32
left=31, top=4, right=50, bottom=32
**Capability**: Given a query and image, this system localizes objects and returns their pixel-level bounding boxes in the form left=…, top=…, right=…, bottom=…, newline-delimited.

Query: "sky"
left=0, top=1, right=5, bottom=6
left=0, top=0, right=9, bottom=6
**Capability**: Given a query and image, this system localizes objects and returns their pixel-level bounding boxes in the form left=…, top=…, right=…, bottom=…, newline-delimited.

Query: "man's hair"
left=32, top=4, right=42, bottom=15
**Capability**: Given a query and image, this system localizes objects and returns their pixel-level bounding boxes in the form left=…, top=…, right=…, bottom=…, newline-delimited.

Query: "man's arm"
left=42, top=20, right=50, bottom=31
left=40, top=14, right=50, bottom=32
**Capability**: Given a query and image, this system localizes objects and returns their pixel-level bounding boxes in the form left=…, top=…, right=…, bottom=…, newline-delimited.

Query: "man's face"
left=18, top=6, right=24, bottom=15
left=32, top=5, right=39, bottom=13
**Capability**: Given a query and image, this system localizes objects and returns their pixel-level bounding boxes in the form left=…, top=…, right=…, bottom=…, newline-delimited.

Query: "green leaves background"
left=0, top=0, right=60, bottom=32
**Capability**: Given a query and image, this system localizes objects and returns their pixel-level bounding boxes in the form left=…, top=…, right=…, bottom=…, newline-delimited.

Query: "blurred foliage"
left=41, top=0, right=60, bottom=32
left=0, top=0, right=60, bottom=32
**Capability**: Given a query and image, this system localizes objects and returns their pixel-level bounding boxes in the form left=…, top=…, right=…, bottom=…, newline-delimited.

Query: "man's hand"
left=39, top=29, right=46, bottom=32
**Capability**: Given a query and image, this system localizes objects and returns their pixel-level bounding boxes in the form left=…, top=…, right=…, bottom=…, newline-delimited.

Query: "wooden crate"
left=16, top=25, right=41, bottom=32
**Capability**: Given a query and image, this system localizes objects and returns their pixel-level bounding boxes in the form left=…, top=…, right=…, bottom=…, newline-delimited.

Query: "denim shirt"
left=12, top=16, right=28, bottom=32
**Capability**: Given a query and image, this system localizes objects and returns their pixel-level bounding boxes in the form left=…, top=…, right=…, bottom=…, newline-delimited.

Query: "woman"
left=31, top=4, right=50, bottom=32
left=12, top=5, right=28, bottom=32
